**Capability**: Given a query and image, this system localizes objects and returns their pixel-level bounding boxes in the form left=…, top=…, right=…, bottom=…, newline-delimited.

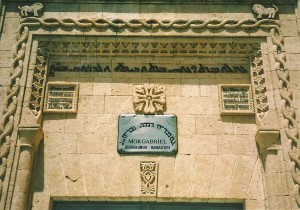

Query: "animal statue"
left=252, top=4, right=278, bottom=19
left=18, top=3, right=43, bottom=17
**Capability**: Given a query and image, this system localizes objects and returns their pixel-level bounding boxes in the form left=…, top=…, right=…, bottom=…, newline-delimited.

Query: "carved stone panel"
left=133, top=84, right=166, bottom=115
left=43, top=82, right=79, bottom=113
left=140, top=161, right=158, bottom=196
left=219, top=84, right=254, bottom=115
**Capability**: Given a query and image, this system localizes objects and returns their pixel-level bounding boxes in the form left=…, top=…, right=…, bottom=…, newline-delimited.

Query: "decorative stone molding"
left=133, top=84, right=166, bottom=115
left=251, top=50, right=269, bottom=120
left=0, top=15, right=299, bottom=208
left=140, top=161, right=158, bottom=196
left=18, top=3, right=43, bottom=18
left=29, top=47, right=47, bottom=116
left=252, top=4, right=279, bottom=19
left=19, top=17, right=280, bottom=31
left=270, top=27, right=300, bottom=205
left=39, top=40, right=260, bottom=56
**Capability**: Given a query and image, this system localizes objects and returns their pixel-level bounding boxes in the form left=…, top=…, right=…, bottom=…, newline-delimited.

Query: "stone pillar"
left=256, top=130, right=289, bottom=210
left=11, top=125, right=43, bottom=210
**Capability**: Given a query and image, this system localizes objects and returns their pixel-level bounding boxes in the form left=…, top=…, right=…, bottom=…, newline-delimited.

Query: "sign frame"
left=117, top=114, right=178, bottom=155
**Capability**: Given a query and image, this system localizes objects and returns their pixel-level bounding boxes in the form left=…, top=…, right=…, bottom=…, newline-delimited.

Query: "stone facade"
left=0, top=0, right=299, bottom=210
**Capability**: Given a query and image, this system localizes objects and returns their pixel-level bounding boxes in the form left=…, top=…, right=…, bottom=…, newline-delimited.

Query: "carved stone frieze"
left=133, top=84, right=166, bottom=115
left=251, top=50, right=269, bottom=120
left=39, top=40, right=260, bottom=56
left=140, top=161, right=158, bottom=196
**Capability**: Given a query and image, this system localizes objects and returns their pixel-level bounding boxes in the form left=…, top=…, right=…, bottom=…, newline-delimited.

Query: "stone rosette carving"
left=252, top=4, right=278, bottom=19
left=140, top=161, right=157, bottom=196
left=18, top=3, right=43, bottom=18
left=133, top=84, right=166, bottom=115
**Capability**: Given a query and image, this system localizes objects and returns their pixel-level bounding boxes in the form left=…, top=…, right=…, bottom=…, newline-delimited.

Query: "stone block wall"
left=0, top=1, right=299, bottom=210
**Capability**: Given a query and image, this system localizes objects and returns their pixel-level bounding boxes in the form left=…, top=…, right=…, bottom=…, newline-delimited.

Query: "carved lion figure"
left=252, top=4, right=278, bottom=19
left=18, top=3, right=43, bottom=17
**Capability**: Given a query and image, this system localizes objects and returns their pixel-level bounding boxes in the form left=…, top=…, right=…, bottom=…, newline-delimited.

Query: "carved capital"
left=18, top=125, right=43, bottom=150
left=255, top=129, right=280, bottom=154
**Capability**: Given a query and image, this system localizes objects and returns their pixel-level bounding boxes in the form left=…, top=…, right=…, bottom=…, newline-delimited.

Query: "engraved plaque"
left=118, top=114, right=177, bottom=154
left=44, top=82, right=79, bottom=113
left=219, top=84, right=254, bottom=115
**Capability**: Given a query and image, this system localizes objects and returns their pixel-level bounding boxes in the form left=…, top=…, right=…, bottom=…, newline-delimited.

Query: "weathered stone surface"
left=191, top=155, right=216, bottom=198
left=228, top=155, right=257, bottom=198
left=61, top=154, right=86, bottom=196
left=210, top=155, right=236, bottom=198
left=1, top=1, right=299, bottom=209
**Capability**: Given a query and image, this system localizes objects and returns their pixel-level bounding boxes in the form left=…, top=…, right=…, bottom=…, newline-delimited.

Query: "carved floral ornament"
left=133, top=84, right=166, bottom=115
left=0, top=8, right=299, bottom=207
left=140, top=161, right=158, bottom=195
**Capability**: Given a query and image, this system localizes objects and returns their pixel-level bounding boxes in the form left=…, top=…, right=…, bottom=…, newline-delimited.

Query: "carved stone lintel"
left=140, top=161, right=158, bottom=196
left=18, top=125, right=43, bottom=150
left=255, top=129, right=280, bottom=154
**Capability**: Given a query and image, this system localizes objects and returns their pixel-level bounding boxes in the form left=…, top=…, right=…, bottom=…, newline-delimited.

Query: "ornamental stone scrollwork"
left=270, top=27, right=300, bottom=206
left=252, top=4, right=279, bottom=19
left=18, top=3, right=43, bottom=18
left=251, top=50, right=269, bottom=120
left=140, top=161, right=158, bottom=196
left=133, top=84, right=166, bottom=115
left=0, top=25, right=29, bottom=202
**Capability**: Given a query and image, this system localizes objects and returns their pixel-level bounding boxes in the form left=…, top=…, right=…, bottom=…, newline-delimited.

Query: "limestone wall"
left=0, top=1, right=299, bottom=210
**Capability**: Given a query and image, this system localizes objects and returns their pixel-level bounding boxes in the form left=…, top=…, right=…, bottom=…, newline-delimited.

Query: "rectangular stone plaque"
left=219, top=84, right=254, bottom=115
left=118, top=114, right=177, bottom=154
left=44, top=82, right=79, bottom=113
